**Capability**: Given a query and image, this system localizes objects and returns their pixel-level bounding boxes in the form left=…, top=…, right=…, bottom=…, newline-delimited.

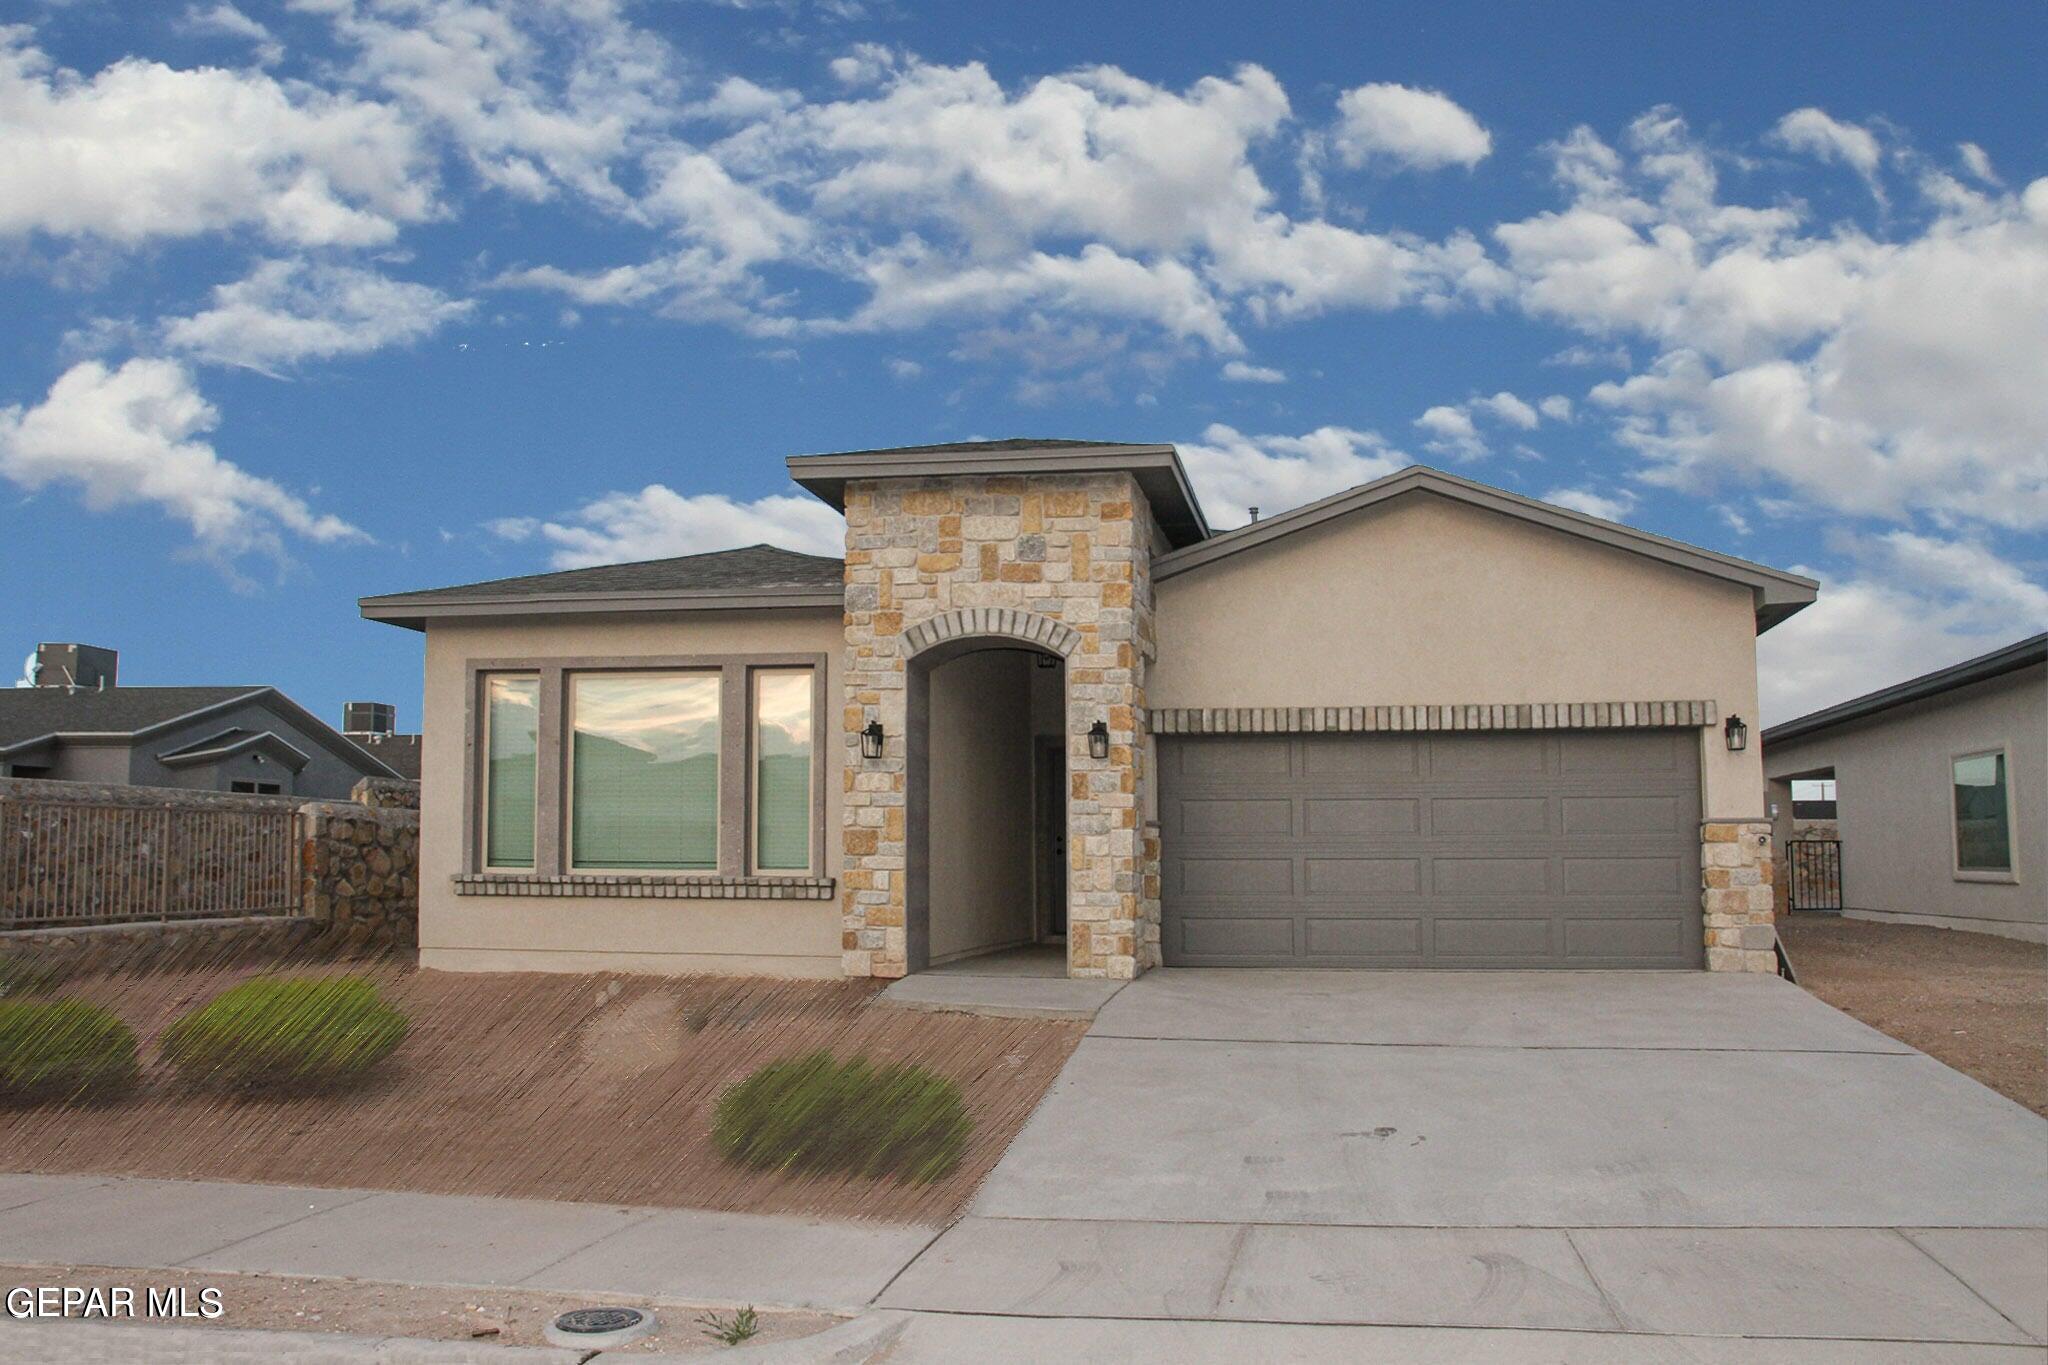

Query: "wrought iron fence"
left=1786, top=839, right=1843, bottom=914
left=0, top=794, right=300, bottom=929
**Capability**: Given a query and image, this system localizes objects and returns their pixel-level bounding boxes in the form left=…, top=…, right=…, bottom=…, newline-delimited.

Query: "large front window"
left=1953, top=749, right=2013, bottom=876
left=570, top=672, right=720, bottom=871
left=752, top=669, right=814, bottom=872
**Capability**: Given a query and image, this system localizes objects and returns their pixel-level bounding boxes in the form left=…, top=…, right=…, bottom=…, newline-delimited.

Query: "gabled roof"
left=1153, top=465, right=1819, bottom=632
left=788, top=438, right=1209, bottom=547
left=1764, top=632, right=2047, bottom=747
left=157, top=726, right=313, bottom=773
left=0, top=685, right=402, bottom=779
left=359, top=543, right=845, bottom=630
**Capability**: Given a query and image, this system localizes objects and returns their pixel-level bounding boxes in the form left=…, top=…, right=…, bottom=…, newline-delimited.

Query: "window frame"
left=564, top=667, right=724, bottom=875
left=1949, top=744, right=2020, bottom=884
left=462, top=653, right=827, bottom=881
left=477, top=672, right=542, bottom=872
left=747, top=665, right=821, bottom=877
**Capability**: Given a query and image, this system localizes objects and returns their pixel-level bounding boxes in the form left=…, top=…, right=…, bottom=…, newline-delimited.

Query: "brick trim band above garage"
left=1148, top=700, right=1718, bottom=734
left=453, top=874, right=835, bottom=900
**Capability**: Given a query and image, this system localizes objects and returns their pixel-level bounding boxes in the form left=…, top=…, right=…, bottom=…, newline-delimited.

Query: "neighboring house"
left=0, top=644, right=403, bottom=799
left=362, top=442, right=1817, bottom=981
left=341, top=700, right=423, bottom=780
left=1764, top=633, right=2046, bottom=944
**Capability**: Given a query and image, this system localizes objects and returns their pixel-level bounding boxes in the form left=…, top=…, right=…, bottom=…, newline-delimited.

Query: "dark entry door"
left=1157, top=730, right=1703, bottom=969
left=1036, top=737, right=1068, bottom=938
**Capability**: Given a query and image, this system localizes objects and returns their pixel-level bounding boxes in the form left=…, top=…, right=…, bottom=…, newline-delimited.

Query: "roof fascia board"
left=359, top=587, right=846, bottom=630
left=1763, top=634, right=2047, bottom=747
left=158, top=730, right=313, bottom=773
left=1153, top=467, right=1817, bottom=626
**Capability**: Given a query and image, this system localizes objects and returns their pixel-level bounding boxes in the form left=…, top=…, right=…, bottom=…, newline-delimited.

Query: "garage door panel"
left=1180, top=798, right=1293, bottom=836
left=1564, top=855, right=1685, bottom=894
left=1431, top=796, right=1551, bottom=836
left=1304, top=797, right=1419, bottom=835
left=1160, top=731, right=1702, bottom=969
left=1434, top=917, right=1553, bottom=959
left=1305, top=857, right=1422, bottom=895
left=1305, top=916, right=1423, bottom=958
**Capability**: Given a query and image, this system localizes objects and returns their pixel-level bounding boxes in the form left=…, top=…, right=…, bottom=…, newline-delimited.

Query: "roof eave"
left=1763, top=632, right=2048, bottom=747
left=360, top=585, right=847, bottom=631
left=785, top=443, right=1211, bottom=547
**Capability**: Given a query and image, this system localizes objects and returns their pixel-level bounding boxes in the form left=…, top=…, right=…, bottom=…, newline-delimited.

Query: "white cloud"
left=0, top=29, right=434, bottom=247
left=1957, top=141, right=1999, bottom=185
left=501, top=484, right=845, bottom=566
left=0, top=358, right=361, bottom=564
left=1538, top=394, right=1574, bottom=421
left=1474, top=391, right=1539, bottom=429
left=1542, top=485, right=1635, bottom=521
left=1415, top=404, right=1484, bottom=458
left=1771, top=107, right=1882, bottom=189
left=162, top=259, right=473, bottom=373
left=1757, top=530, right=2048, bottom=723
left=1330, top=83, right=1490, bottom=171
left=885, top=357, right=922, bottom=380
left=1221, top=360, right=1285, bottom=383
left=181, top=4, right=284, bottom=66
left=1179, top=422, right=1409, bottom=527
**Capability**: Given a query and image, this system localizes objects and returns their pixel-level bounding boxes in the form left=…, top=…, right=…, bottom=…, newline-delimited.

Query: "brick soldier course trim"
left=1149, top=701, right=1718, bottom=733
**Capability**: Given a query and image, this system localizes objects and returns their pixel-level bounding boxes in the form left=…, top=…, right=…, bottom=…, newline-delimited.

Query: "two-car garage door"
left=1157, top=730, right=1703, bottom=969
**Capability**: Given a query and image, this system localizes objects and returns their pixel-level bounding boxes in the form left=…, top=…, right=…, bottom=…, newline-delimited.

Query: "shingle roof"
left=0, top=686, right=265, bottom=750
left=368, top=543, right=844, bottom=604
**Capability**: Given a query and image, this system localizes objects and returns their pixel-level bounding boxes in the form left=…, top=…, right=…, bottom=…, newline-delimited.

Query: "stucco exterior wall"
left=417, top=609, right=845, bottom=976
left=1150, top=493, right=1766, bottom=818
left=1764, top=664, right=2045, bottom=941
left=927, top=649, right=1035, bottom=962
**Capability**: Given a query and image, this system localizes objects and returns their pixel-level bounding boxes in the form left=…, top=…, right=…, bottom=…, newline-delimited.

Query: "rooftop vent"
left=24, top=643, right=118, bottom=690
left=343, top=701, right=397, bottom=736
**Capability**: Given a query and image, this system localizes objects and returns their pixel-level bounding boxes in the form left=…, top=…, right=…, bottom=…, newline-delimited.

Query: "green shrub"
left=0, top=999, right=140, bottom=1102
left=160, top=975, right=408, bottom=1090
left=713, top=1050, right=971, bottom=1184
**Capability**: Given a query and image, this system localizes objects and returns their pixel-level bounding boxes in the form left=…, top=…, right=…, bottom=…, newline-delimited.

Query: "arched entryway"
left=902, top=612, right=1078, bottom=975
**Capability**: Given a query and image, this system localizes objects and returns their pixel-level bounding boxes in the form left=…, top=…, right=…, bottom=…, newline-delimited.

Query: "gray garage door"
left=1158, top=730, right=1703, bottom=969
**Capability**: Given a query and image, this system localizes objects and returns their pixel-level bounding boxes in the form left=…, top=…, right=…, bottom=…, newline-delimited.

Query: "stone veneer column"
left=1703, top=821, right=1777, bottom=971
left=838, top=473, right=1158, bottom=980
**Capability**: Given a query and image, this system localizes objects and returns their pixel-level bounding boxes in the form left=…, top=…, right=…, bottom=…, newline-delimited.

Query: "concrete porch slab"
left=876, top=972, right=1125, bottom=1020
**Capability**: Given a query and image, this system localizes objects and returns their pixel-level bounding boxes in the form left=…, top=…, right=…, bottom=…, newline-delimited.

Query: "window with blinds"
left=484, top=675, right=539, bottom=869
left=752, top=669, right=814, bottom=873
left=570, top=672, right=720, bottom=871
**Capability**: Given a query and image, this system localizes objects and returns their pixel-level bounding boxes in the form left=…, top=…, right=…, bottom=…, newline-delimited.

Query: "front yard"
left=1780, top=916, right=2047, bottom=1117
left=2, top=960, right=1085, bottom=1224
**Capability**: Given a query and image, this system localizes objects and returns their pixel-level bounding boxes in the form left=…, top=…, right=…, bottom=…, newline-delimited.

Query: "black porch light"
left=861, top=719, right=886, bottom=760
left=1087, top=720, right=1110, bottom=760
left=1724, top=714, right=1748, bottom=752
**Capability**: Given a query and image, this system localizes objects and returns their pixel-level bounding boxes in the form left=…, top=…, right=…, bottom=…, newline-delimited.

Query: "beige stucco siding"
left=1764, top=664, right=2045, bottom=941
left=417, top=609, right=844, bottom=976
left=1149, top=493, right=1766, bottom=817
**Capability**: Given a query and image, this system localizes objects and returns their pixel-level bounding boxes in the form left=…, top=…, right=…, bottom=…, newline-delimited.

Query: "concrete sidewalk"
left=0, top=1173, right=937, bottom=1312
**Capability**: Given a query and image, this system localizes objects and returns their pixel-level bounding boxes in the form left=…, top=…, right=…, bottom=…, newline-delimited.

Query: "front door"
left=1035, top=737, right=1068, bottom=939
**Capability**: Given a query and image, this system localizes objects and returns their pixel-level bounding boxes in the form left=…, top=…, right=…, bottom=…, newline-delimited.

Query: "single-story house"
left=1764, top=633, right=2045, bottom=944
left=362, top=441, right=1817, bottom=980
left=0, top=645, right=404, bottom=799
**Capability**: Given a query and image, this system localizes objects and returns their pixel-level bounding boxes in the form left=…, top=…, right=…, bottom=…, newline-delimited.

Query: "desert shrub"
left=160, top=975, right=408, bottom=1090
left=0, top=999, right=140, bottom=1102
left=713, top=1050, right=971, bottom=1184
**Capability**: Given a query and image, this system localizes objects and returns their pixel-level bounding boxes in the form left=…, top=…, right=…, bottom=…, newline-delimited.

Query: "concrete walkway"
left=0, top=1173, right=935, bottom=1311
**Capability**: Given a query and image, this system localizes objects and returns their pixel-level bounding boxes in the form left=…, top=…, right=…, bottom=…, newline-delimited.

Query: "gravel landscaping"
left=1780, top=916, right=2046, bottom=1117
left=1, top=961, right=1085, bottom=1223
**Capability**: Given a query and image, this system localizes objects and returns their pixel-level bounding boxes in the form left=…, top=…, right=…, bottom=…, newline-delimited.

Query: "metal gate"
left=1786, top=840, right=1843, bottom=913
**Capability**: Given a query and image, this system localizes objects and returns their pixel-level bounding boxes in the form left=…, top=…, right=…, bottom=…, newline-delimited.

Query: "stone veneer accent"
left=1704, top=821, right=1777, bottom=972
left=1150, top=701, right=1718, bottom=733
left=840, top=473, right=1157, bottom=980
left=452, top=874, right=834, bottom=900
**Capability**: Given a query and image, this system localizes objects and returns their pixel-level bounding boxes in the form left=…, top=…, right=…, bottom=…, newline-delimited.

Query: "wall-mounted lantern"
left=1087, top=720, right=1110, bottom=760
left=861, top=719, right=886, bottom=760
left=1724, top=714, right=1748, bottom=752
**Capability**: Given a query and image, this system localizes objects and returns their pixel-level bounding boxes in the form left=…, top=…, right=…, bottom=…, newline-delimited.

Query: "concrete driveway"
left=879, top=970, right=2048, bottom=1357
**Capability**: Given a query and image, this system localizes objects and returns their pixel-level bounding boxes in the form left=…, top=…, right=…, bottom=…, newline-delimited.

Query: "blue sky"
left=3, top=0, right=2043, bottom=728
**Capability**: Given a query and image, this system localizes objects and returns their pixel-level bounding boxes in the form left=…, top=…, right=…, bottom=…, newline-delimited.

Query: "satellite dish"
left=15, top=651, right=38, bottom=688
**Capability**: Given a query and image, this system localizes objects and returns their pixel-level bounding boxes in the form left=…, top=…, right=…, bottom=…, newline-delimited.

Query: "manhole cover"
left=546, top=1306, right=657, bottom=1348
